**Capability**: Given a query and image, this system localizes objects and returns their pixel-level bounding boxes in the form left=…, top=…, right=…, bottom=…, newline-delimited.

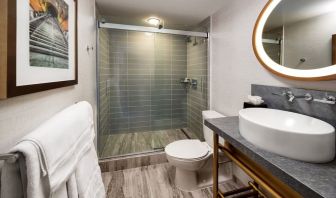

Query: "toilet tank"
left=202, top=111, right=225, bottom=148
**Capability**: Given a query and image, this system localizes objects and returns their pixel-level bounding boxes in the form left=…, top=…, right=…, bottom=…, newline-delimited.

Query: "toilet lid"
left=165, top=139, right=210, bottom=159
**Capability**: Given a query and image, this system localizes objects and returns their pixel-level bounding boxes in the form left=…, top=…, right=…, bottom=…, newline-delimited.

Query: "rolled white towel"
left=247, top=95, right=264, bottom=105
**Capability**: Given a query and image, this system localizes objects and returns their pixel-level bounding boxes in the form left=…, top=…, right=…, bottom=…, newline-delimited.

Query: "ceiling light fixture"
left=146, top=17, right=161, bottom=26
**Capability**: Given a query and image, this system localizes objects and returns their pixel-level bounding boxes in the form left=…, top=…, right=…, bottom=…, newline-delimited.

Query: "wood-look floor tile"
left=102, top=163, right=244, bottom=198
left=101, top=129, right=192, bottom=158
left=103, top=170, right=125, bottom=198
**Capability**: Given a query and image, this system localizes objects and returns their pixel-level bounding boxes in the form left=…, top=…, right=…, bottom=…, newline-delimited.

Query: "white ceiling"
left=96, top=0, right=227, bottom=30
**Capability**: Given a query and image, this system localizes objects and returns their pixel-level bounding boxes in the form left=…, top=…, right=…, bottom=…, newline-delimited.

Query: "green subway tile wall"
left=187, top=37, right=209, bottom=139
left=187, top=19, right=210, bottom=139
left=101, top=30, right=188, bottom=134
left=98, top=28, right=110, bottom=152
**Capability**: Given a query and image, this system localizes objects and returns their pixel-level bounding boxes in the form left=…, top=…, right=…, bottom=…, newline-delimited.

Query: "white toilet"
left=165, top=111, right=229, bottom=192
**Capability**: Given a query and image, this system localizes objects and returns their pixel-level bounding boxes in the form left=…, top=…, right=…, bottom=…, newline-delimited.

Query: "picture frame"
left=0, top=0, right=78, bottom=99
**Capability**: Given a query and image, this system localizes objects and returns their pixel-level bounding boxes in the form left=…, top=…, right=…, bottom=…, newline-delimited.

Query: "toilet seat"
left=165, top=139, right=211, bottom=160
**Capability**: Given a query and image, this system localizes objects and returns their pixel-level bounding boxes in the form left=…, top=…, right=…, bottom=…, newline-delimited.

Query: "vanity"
left=208, top=116, right=336, bottom=198
left=207, top=85, right=336, bottom=198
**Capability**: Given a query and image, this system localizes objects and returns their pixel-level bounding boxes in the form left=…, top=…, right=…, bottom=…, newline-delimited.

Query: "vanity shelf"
left=213, top=140, right=301, bottom=198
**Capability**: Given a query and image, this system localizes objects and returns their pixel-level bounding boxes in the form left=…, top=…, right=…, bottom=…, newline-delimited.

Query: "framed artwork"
left=0, top=0, right=77, bottom=99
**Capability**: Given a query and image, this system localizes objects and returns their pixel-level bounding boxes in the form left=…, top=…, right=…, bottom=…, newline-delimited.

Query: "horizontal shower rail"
left=98, top=22, right=209, bottom=38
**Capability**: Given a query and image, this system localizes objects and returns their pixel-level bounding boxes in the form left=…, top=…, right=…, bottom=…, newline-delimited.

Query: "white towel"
left=19, top=101, right=95, bottom=194
left=65, top=145, right=105, bottom=198
left=2, top=141, right=49, bottom=198
left=1, top=155, right=25, bottom=198
left=1, top=101, right=105, bottom=198
left=75, top=145, right=106, bottom=198
left=67, top=174, right=78, bottom=198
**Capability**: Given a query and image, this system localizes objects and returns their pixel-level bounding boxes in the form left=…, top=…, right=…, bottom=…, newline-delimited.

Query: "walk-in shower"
left=263, top=28, right=283, bottom=65
left=97, top=22, right=209, bottom=158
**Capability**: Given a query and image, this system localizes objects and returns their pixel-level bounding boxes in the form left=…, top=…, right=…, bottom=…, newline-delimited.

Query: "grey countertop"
left=205, top=117, right=336, bottom=198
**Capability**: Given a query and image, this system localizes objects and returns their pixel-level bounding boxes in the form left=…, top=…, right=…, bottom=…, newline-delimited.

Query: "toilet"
left=165, top=111, right=229, bottom=192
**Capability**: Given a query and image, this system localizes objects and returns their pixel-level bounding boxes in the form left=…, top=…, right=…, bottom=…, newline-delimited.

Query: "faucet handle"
left=286, top=91, right=295, bottom=102
left=271, top=91, right=294, bottom=102
left=326, top=94, right=336, bottom=102
left=304, top=93, right=313, bottom=101
left=313, top=94, right=336, bottom=104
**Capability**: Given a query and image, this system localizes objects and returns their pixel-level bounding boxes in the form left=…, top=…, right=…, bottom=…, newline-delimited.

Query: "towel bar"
left=0, top=153, right=19, bottom=163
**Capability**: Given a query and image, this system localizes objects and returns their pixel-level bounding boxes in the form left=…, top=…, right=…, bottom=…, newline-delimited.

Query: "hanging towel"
left=1, top=101, right=105, bottom=198
left=65, top=145, right=105, bottom=198
left=1, top=154, right=27, bottom=198
left=75, top=145, right=106, bottom=198
left=1, top=141, right=49, bottom=198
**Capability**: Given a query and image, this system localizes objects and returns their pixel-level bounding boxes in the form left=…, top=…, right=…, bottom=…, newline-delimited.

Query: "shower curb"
left=99, top=151, right=168, bottom=172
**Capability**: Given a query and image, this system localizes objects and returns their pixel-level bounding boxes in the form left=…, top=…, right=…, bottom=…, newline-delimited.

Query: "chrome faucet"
left=285, top=91, right=295, bottom=102
left=286, top=91, right=313, bottom=102
left=313, top=94, right=336, bottom=104
left=272, top=91, right=313, bottom=102
left=273, top=91, right=336, bottom=104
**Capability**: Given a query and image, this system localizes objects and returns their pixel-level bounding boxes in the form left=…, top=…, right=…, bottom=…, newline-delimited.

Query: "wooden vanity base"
left=213, top=133, right=302, bottom=198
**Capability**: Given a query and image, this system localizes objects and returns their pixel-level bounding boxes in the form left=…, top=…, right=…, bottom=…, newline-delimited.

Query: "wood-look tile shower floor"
left=100, top=128, right=198, bottom=158
left=102, top=163, right=244, bottom=198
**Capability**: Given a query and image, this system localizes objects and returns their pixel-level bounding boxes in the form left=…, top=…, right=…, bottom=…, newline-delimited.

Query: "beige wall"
left=210, top=0, right=336, bottom=117
left=283, top=12, right=336, bottom=69
left=0, top=0, right=97, bottom=154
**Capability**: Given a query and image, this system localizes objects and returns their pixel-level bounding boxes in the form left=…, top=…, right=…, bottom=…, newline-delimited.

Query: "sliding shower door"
left=98, top=27, right=208, bottom=158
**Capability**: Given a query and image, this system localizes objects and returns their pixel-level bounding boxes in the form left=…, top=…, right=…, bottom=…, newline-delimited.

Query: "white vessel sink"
left=239, top=108, right=335, bottom=163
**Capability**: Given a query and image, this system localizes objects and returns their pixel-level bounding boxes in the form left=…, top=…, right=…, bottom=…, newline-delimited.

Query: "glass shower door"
left=97, top=28, right=207, bottom=158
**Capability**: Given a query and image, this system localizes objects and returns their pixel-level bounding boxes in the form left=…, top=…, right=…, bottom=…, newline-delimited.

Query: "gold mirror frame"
left=252, top=0, right=336, bottom=81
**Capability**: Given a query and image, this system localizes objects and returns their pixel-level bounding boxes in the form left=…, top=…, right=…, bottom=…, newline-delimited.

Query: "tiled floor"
left=102, top=163, right=244, bottom=198
left=100, top=128, right=199, bottom=158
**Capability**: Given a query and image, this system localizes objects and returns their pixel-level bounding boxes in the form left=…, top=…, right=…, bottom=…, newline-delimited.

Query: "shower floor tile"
left=102, top=163, right=244, bottom=198
left=100, top=128, right=199, bottom=158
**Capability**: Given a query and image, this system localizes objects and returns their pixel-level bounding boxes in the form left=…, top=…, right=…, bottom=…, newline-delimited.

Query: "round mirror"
left=253, top=0, right=336, bottom=80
